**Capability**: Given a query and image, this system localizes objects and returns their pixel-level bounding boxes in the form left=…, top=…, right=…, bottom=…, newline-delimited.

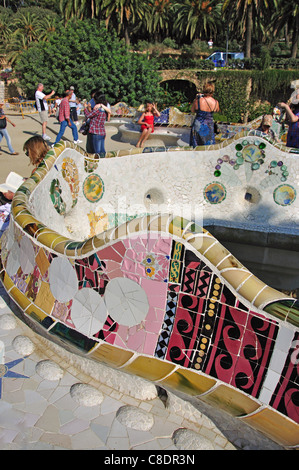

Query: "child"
left=136, top=102, right=160, bottom=148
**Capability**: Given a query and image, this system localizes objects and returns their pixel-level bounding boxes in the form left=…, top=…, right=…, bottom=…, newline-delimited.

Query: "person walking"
left=0, top=101, right=19, bottom=155
left=35, top=83, right=55, bottom=141
left=54, top=90, right=82, bottom=145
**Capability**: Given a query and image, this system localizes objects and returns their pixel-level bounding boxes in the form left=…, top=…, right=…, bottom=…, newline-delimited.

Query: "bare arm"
left=152, top=103, right=160, bottom=117
left=138, top=112, right=145, bottom=125
left=44, top=91, right=55, bottom=100
left=278, top=102, right=299, bottom=123
left=191, top=98, right=198, bottom=113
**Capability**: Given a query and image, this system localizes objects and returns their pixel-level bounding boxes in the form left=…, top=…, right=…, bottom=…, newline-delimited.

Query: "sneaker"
left=43, top=135, right=51, bottom=141
left=74, top=140, right=83, bottom=144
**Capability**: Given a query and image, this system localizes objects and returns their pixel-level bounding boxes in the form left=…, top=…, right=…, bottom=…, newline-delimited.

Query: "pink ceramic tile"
left=125, top=248, right=137, bottom=260
left=143, top=331, right=160, bottom=355
left=98, top=245, right=123, bottom=263
left=123, top=273, right=140, bottom=284
left=114, top=325, right=129, bottom=348
left=121, top=258, right=136, bottom=275
left=104, top=260, right=121, bottom=274
left=153, top=237, right=172, bottom=255
left=127, top=327, right=146, bottom=352
left=135, top=262, right=146, bottom=277
left=129, top=238, right=146, bottom=254
left=112, top=240, right=126, bottom=257
left=144, top=307, right=165, bottom=332
left=141, top=278, right=167, bottom=308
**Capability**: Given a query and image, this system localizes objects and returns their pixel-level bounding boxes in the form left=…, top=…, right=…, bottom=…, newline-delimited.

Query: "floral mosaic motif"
left=213, top=139, right=290, bottom=184
left=61, top=157, right=79, bottom=208
left=141, top=253, right=170, bottom=281
left=84, top=155, right=99, bottom=173
left=204, top=182, right=226, bottom=205
left=273, top=184, right=296, bottom=206
left=49, top=179, right=66, bottom=215
left=266, top=160, right=289, bottom=182
left=87, top=209, right=109, bottom=237
left=83, top=174, right=105, bottom=203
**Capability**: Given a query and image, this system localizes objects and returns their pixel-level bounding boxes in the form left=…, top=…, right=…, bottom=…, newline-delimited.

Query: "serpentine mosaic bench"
left=0, top=136, right=298, bottom=448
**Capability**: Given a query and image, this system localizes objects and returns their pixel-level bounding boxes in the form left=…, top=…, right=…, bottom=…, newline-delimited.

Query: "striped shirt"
left=84, top=108, right=106, bottom=136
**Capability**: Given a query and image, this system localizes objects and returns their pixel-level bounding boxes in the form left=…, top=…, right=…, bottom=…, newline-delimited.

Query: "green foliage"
left=212, top=71, right=250, bottom=122
left=15, top=20, right=163, bottom=106
left=162, top=37, right=178, bottom=49
left=196, top=69, right=299, bottom=122
left=156, top=56, right=214, bottom=70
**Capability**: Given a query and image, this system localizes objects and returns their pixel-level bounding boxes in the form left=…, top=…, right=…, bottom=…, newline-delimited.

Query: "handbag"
left=0, top=117, right=7, bottom=129
left=79, top=120, right=89, bottom=135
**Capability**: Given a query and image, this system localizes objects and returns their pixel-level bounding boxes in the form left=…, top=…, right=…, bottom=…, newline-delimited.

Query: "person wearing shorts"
left=35, top=83, right=55, bottom=141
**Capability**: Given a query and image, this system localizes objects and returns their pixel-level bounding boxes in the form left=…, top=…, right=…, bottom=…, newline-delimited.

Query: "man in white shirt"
left=35, top=83, right=55, bottom=141
left=69, top=85, right=78, bottom=125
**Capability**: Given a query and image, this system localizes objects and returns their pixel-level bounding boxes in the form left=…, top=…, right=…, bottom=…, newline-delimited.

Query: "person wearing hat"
left=0, top=101, right=19, bottom=155
left=69, top=86, right=79, bottom=125
left=256, top=114, right=278, bottom=141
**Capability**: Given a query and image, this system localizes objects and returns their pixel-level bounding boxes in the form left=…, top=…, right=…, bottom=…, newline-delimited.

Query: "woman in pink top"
left=136, top=102, right=160, bottom=148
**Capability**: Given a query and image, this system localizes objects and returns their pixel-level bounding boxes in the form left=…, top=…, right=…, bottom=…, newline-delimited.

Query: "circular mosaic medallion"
left=104, top=277, right=149, bottom=327
left=242, top=144, right=263, bottom=163
left=50, top=179, right=66, bottom=215
left=71, top=288, right=107, bottom=336
left=83, top=174, right=104, bottom=203
left=204, top=182, right=226, bottom=204
left=49, top=257, right=78, bottom=302
left=273, top=184, right=296, bottom=206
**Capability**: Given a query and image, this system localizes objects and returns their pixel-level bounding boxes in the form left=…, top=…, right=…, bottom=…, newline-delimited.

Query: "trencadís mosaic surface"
left=0, top=137, right=298, bottom=448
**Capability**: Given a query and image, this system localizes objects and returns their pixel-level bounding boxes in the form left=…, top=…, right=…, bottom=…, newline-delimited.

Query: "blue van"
left=207, top=51, right=244, bottom=67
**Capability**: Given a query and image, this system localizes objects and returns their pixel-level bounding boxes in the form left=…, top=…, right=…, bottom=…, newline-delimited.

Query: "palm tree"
left=59, top=0, right=98, bottom=21
left=37, top=15, right=60, bottom=41
left=11, top=11, right=41, bottom=43
left=102, top=0, right=148, bottom=46
left=6, top=33, right=31, bottom=66
left=172, top=0, right=222, bottom=43
left=223, top=0, right=274, bottom=58
left=146, top=0, right=172, bottom=42
left=270, top=0, right=299, bottom=58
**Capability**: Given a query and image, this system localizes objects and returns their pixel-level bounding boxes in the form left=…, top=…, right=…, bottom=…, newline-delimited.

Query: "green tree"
left=270, top=0, right=299, bottom=58
left=11, top=10, right=41, bottom=42
left=222, top=0, right=274, bottom=58
left=172, top=0, right=222, bottom=42
left=59, top=0, right=102, bottom=21
left=15, top=20, right=163, bottom=105
left=146, top=0, right=172, bottom=42
left=102, top=0, right=148, bottom=47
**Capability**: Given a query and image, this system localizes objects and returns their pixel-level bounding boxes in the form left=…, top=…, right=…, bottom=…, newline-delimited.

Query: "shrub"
left=15, top=20, right=164, bottom=106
